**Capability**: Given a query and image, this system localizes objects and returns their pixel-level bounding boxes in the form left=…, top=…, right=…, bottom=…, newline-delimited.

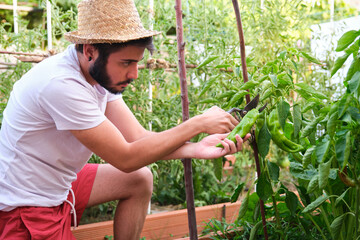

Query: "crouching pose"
left=0, top=0, right=250, bottom=239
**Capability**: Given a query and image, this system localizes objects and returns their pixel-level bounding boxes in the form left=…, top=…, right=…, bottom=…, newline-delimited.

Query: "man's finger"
left=235, top=135, right=243, bottom=151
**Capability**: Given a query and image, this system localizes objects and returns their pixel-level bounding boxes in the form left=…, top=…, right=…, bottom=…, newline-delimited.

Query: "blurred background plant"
left=0, top=0, right=359, bottom=229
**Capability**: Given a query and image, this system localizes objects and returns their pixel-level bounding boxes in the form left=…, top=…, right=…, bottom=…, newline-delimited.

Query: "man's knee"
left=130, top=167, right=153, bottom=197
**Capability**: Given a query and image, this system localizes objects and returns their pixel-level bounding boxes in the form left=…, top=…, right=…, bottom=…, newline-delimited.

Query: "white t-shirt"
left=0, top=45, right=121, bottom=211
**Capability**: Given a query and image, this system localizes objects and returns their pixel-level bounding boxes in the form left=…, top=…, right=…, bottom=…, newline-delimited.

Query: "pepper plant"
left=203, top=29, right=360, bottom=239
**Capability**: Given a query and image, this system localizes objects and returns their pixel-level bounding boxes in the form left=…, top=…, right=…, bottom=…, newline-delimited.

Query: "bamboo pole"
left=148, top=0, right=154, bottom=131
left=231, top=0, right=268, bottom=239
left=0, top=50, right=48, bottom=57
left=0, top=3, right=39, bottom=11
left=46, top=0, right=52, bottom=50
left=174, top=0, right=198, bottom=239
left=13, top=0, right=18, bottom=34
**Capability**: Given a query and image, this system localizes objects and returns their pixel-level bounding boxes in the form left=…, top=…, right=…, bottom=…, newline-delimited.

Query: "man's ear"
left=83, top=44, right=97, bottom=61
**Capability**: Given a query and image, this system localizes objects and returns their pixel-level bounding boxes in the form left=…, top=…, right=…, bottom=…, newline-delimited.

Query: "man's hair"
left=75, top=37, right=155, bottom=56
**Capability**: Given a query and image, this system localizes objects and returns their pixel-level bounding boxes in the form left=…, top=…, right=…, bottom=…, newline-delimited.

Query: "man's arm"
left=104, top=98, right=152, bottom=142
left=71, top=98, right=240, bottom=172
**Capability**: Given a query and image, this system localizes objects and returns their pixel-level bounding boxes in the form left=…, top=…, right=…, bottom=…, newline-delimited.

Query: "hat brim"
left=64, top=30, right=162, bottom=44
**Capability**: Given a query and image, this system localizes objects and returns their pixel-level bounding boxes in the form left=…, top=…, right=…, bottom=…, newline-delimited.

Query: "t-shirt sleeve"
left=106, top=91, right=122, bottom=102
left=38, top=78, right=106, bottom=130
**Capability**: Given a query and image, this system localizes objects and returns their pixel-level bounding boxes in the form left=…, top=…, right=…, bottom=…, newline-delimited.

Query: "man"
left=0, top=0, right=250, bottom=239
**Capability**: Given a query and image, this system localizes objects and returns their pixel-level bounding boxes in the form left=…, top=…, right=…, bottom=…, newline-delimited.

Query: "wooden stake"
left=174, top=0, right=198, bottom=239
left=231, top=0, right=268, bottom=239
left=0, top=50, right=48, bottom=57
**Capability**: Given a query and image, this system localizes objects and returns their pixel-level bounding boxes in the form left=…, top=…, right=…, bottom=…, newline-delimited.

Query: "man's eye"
left=122, top=62, right=130, bottom=66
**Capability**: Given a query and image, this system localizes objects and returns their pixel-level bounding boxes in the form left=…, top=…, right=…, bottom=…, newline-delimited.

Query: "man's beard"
left=89, top=58, right=133, bottom=95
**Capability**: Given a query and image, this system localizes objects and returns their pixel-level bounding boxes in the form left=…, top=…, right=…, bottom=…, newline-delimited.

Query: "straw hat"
left=64, top=0, right=161, bottom=44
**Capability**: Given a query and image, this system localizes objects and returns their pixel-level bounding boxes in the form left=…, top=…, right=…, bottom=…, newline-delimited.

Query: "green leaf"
left=302, top=102, right=317, bottom=113
left=291, top=59, right=298, bottom=71
left=335, top=30, right=360, bottom=52
left=199, top=75, right=219, bottom=97
left=307, top=174, right=319, bottom=193
left=267, top=160, right=280, bottom=182
left=284, top=122, right=294, bottom=140
left=301, top=114, right=325, bottom=138
left=279, top=50, right=287, bottom=59
left=199, top=98, right=218, bottom=104
left=296, top=184, right=311, bottom=206
left=327, top=112, right=338, bottom=139
left=345, top=55, right=360, bottom=82
left=295, top=88, right=312, bottom=100
left=239, top=80, right=259, bottom=91
left=277, top=72, right=293, bottom=86
left=213, top=157, right=223, bottom=181
left=226, top=91, right=248, bottom=108
left=285, top=191, right=299, bottom=216
left=316, top=139, right=331, bottom=163
left=302, top=194, right=329, bottom=213
left=319, top=158, right=332, bottom=190
left=231, top=183, right=245, bottom=203
left=277, top=100, right=290, bottom=130
left=215, top=64, right=231, bottom=69
left=291, top=162, right=317, bottom=180
left=330, top=214, right=346, bottom=239
left=342, top=131, right=351, bottom=171
left=196, top=56, right=219, bottom=68
left=269, top=74, right=278, bottom=87
left=257, top=121, right=271, bottom=158
left=238, top=191, right=250, bottom=219
left=260, top=88, right=273, bottom=102
left=338, top=94, right=351, bottom=118
left=258, top=75, right=269, bottom=83
left=335, top=131, right=351, bottom=169
left=302, top=146, right=315, bottom=168
left=335, top=188, right=350, bottom=207
left=345, top=39, right=360, bottom=55
left=300, top=51, right=322, bottom=65
left=348, top=71, right=360, bottom=99
left=253, top=200, right=260, bottom=222
left=249, top=221, right=263, bottom=240
left=295, top=83, right=327, bottom=100
left=331, top=53, right=351, bottom=77
left=256, top=173, right=272, bottom=202
left=217, top=90, right=236, bottom=100
left=293, top=104, right=302, bottom=138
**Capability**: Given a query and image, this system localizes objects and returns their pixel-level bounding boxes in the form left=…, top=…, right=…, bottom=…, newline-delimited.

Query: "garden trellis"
left=9, top=0, right=52, bottom=49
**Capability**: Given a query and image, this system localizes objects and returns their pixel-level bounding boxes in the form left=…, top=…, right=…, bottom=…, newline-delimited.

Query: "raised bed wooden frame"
left=72, top=201, right=241, bottom=240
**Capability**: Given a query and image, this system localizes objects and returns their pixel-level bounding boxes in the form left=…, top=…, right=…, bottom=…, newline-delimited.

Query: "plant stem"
left=306, top=213, right=328, bottom=240
left=271, top=195, right=284, bottom=240
left=252, top=140, right=269, bottom=240
left=319, top=205, right=332, bottom=239
left=355, top=186, right=359, bottom=240
left=175, top=0, right=198, bottom=239
left=347, top=188, right=355, bottom=240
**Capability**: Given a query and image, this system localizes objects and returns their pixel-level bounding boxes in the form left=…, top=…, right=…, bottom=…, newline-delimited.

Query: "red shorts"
left=0, top=163, right=99, bottom=240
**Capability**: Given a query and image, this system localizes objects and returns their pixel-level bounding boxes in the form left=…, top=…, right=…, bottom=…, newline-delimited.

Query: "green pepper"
left=277, top=157, right=290, bottom=168
left=267, top=109, right=304, bottom=153
left=216, top=108, right=260, bottom=148
left=255, top=112, right=265, bottom=142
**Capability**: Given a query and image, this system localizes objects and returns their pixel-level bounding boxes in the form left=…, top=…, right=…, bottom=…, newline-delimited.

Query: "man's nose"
left=127, top=63, right=138, bottom=79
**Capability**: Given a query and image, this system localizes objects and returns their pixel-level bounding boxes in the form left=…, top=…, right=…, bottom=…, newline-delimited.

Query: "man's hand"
left=191, top=133, right=251, bottom=159
left=195, top=106, right=239, bottom=134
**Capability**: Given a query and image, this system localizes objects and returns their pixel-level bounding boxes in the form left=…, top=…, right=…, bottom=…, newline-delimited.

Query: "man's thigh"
left=86, top=164, right=153, bottom=207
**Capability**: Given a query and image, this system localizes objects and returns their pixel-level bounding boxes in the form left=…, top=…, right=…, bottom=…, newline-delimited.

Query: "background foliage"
left=1, top=0, right=359, bottom=236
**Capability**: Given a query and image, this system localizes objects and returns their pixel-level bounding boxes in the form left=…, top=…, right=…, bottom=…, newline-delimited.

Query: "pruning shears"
left=227, top=94, right=267, bottom=121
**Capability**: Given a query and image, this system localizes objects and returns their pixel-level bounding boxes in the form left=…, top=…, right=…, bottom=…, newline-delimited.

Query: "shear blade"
left=244, top=94, right=259, bottom=112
